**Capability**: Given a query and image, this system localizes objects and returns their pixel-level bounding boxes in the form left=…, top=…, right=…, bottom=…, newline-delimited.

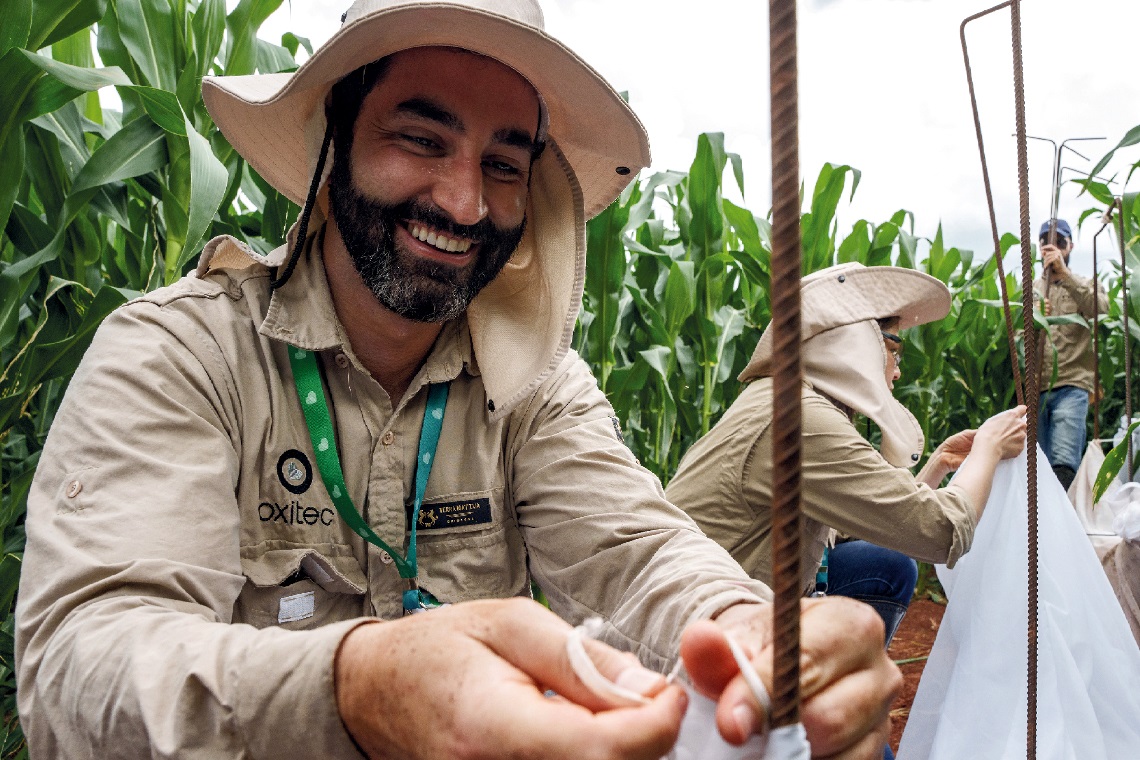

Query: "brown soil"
left=886, top=598, right=945, bottom=753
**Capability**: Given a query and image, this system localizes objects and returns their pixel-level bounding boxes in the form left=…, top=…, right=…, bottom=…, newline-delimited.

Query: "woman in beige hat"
left=667, top=262, right=1027, bottom=648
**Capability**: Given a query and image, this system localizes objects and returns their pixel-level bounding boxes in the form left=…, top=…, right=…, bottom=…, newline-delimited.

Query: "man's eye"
left=484, top=160, right=523, bottom=178
left=402, top=134, right=438, bottom=149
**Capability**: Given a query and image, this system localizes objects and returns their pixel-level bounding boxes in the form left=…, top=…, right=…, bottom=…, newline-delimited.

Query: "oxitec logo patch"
left=277, top=449, right=313, bottom=494
left=263, top=450, right=333, bottom=527
left=259, top=500, right=335, bottom=526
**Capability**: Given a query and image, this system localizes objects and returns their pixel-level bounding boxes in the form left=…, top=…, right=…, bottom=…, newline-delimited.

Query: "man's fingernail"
left=615, top=666, right=664, bottom=694
left=733, top=703, right=757, bottom=737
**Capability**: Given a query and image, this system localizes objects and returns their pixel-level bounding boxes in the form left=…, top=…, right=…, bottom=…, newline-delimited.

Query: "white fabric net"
left=898, top=447, right=1140, bottom=759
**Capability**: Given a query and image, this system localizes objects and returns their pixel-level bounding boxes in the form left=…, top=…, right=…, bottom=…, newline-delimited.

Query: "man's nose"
left=431, top=158, right=488, bottom=227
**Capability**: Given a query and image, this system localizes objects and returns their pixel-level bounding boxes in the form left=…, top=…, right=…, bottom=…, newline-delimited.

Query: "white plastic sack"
left=1106, top=483, right=1140, bottom=541
left=564, top=619, right=811, bottom=760
left=670, top=696, right=808, bottom=760
left=898, top=448, right=1140, bottom=760
left=1067, top=442, right=1123, bottom=560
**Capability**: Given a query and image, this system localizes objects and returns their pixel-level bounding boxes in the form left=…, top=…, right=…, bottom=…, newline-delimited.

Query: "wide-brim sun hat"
left=739, top=262, right=951, bottom=383
left=738, top=262, right=952, bottom=467
left=201, top=0, right=651, bottom=220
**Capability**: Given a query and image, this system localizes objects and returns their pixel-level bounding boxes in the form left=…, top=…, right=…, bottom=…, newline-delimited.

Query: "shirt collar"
left=260, top=225, right=479, bottom=388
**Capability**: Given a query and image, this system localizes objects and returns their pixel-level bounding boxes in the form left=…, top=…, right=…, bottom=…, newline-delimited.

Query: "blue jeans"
left=825, top=540, right=918, bottom=648
left=1038, top=385, right=1088, bottom=474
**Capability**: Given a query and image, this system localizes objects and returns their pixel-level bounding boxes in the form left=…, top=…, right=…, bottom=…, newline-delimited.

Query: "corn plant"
left=3, top=3, right=1139, bottom=752
left=0, top=0, right=303, bottom=753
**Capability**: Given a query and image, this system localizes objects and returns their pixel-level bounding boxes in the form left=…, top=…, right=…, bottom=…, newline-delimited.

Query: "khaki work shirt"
left=666, top=378, right=977, bottom=593
left=1034, top=273, right=1109, bottom=394
left=16, top=235, right=768, bottom=758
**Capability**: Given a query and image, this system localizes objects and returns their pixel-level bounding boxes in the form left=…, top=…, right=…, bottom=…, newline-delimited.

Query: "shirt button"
left=66, top=480, right=82, bottom=498
left=379, top=551, right=393, bottom=565
left=382, top=431, right=395, bottom=445
left=335, top=353, right=349, bottom=369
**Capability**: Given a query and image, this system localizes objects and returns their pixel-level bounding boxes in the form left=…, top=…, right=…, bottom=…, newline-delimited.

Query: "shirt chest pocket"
left=233, top=548, right=367, bottom=630
left=414, top=486, right=528, bottom=602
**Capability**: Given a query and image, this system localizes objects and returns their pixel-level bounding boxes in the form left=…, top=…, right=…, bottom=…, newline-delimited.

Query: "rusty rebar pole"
left=1093, top=223, right=1103, bottom=441
left=1118, top=199, right=1134, bottom=477
left=768, top=0, right=803, bottom=728
left=960, top=1, right=1022, bottom=406
left=1009, top=2, right=1038, bottom=757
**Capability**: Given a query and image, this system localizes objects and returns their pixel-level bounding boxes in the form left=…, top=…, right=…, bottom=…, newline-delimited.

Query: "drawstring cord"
left=271, top=120, right=335, bottom=290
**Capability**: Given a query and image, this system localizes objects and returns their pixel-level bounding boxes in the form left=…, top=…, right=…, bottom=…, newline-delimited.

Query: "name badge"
left=416, top=497, right=492, bottom=530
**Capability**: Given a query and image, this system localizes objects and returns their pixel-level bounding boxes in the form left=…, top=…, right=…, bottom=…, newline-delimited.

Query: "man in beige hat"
left=668, top=263, right=1026, bottom=659
left=16, top=3, right=899, bottom=758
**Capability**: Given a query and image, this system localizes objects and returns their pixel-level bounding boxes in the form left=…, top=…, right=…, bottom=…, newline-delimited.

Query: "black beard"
left=327, top=151, right=525, bottom=323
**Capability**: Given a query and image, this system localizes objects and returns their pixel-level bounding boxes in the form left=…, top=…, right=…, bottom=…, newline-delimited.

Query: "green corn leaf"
left=224, top=0, right=285, bottom=76
left=584, top=197, right=630, bottom=389
left=28, top=0, right=107, bottom=51
left=0, top=131, right=26, bottom=243
left=837, top=219, right=871, bottom=264
left=175, top=116, right=229, bottom=272
left=897, top=228, right=918, bottom=269
left=71, top=115, right=166, bottom=194
left=280, top=32, right=312, bottom=58
left=19, top=49, right=130, bottom=120
left=255, top=38, right=296, bottom=74
left=663, top=260, right=696, bottom=338
left=116, top=0, right=177, bottom=91
left=0, top=270, right=24, bottom=353
left=30, top=102, right=91, bottom=178
left=191, top=0, right=226, bottom=77
left=127, top=85, right=186, bottom=135
left=0, top=555, right=20, bottom=627
left=20, top=48, right=130, bottom=90
left=1093, top=420, right=1140, bottom=503
left=1087, top=124, right=1140, bottom=185
left=686, top=133, right=726, bottom=264
left=0, top=0, right=32, bottom=56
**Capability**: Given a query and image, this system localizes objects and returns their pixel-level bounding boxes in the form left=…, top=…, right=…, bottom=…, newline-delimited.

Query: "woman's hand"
left=937, top=429, right=977, bottom=472
left=974, top=406, right=1028, bottom=460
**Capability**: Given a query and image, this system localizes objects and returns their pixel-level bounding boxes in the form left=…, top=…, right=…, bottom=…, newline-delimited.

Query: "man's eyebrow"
left=394, top=98, right=464, bottom=131
left=393, top=97, right=538, bottom=154
left=493, top=127, right=540, bottom=153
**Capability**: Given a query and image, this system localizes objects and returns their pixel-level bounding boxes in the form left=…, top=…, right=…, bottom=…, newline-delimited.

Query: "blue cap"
left=1039, top=219, right=1072, bottom=240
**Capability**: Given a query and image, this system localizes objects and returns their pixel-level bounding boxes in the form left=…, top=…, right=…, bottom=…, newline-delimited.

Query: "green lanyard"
left=287, top=346, right=448, bottom=610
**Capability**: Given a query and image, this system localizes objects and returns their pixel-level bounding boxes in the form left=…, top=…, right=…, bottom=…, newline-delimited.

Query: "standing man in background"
left=1036, top=218, right=1109, bottom=490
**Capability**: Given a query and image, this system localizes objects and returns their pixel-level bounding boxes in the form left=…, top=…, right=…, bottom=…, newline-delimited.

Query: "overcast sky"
left=256, top=0, right=1140, bottom=277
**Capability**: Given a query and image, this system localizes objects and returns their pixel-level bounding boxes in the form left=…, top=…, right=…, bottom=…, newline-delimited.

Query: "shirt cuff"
left=234, top=618, right=378, bottom=759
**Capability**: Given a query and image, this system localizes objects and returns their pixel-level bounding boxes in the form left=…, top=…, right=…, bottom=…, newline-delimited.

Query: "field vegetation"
left=0, top=1, right=1137, bottom=754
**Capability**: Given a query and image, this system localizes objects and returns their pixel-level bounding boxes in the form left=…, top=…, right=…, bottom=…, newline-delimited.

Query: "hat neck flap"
left=802, top=320, right=925, bottom=468
left=468, top=139, right=583, bottom=420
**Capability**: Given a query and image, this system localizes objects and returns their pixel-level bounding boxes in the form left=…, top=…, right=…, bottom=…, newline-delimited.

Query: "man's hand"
left=336, top=598, right=686, bottom=760
left=683, top=598, right=902, bottom=759
left=1041, top=244, right=1072, bottom=284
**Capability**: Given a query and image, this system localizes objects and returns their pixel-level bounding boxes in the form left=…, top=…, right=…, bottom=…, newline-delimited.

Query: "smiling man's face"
left=327, top=47, right=541, bottom=322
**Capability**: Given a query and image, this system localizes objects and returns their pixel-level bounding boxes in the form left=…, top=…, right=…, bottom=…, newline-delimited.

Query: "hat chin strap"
left=272, top=119, right=334, bottom=290
left=802, top=320, right=925, bottom=468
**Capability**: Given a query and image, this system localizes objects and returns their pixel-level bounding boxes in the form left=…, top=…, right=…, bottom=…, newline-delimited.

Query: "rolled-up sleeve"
left=507, top=354, right=771, bottom=672
left=16, top=304, right=367, bottom=759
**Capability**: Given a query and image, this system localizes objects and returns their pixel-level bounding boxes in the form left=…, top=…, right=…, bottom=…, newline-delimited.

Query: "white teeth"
left=407, top=223, right=472, bottom=254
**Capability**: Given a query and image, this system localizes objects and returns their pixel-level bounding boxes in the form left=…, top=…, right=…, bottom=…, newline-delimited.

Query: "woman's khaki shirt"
left=666, top=378, right=977, bottom=593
